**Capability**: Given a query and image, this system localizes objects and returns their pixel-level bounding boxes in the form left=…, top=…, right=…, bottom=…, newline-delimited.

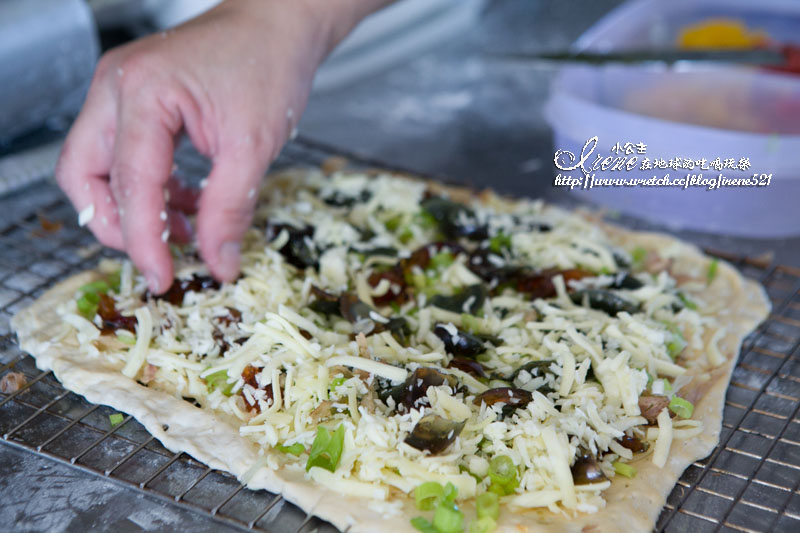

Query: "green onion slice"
left=469, top=516, right=497, bottom=533
left=414, top=482, right=444, bottom=511
left=275, top=442, right=305, bottom=456
left=677, top=292, right=698, bottom=310
left=429, top=252, right=455, bottom=271
left=76, top=294, right=99, bottom=319
left=306, top=424, right=345, bottom=472
left=488, top=455, right=516, bottom=487
left=79, top=280, right=110, bottom=295
left=707, top=258, right=719, bottom=285
left=432, top=502, right=463, bottom=533
left=476, top=492, right=499, bottom=521
left=109, top=413, right=124, bottom=427
left=489, top=232, right=512, bottom=254
left=631, top=246, right=647, bottom=269
left=205, top=369, right=234, bottom=396
left=613, top=461, right=637, bottom=478
left=669, top=396, right=694, bottom=419
left=410, top=516, right=437, bottom=533
left=116, top=332, right=137, bottom=346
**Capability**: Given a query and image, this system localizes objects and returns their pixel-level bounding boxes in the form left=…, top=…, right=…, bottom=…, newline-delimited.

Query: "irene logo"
left=554, top=136, right=641, bottom=178
left=553, top=137, right=770, bottom=191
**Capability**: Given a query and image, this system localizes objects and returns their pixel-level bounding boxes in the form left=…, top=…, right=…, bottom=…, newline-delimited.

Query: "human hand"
left=56, top=0, right=387, bottom=293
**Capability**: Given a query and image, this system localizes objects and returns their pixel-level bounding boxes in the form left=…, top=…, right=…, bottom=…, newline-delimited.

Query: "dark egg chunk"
left=433, top=324, right=485, bottom=358
left=473, top=387, right=533, bottom=413
left=404, top=414, right=465, bottom=455
left=570, top=289, right=640, bottom=316
left=447, top=357, right=488, bottom=379
left=385, top=367, right=458, bottom=412
left=571, top=451, right=608, bottom=485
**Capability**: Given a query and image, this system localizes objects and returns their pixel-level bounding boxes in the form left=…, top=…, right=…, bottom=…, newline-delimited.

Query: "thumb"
left=195, top=148, right=269, bottom=282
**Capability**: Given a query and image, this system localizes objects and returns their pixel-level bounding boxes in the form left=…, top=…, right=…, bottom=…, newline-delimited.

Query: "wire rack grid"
left=1, top=138, right=799, bottom=533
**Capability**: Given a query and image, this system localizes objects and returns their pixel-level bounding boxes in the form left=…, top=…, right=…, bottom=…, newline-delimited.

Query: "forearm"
left=216, top=0, right=396, bottom=62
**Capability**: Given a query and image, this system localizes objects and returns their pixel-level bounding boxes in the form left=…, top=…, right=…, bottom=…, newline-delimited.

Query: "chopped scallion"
left=469, top=516, right=497, bottom=533
left=414, top=481, right=444, bottom=511
left=76, top=294, right=99, bottom=319
left=79, top=280, right=110, bottom=295
left=429, top=252, right=454, bottom=271
left=306, top=424, right=345, bottom=472
left=385, top=214, right=403, bottom=232
left=613, top=461, right=637, bottom=478
left=328, top=376, right=347, bottom=394
left=109, top=413, right=124, bottom=427
left=707, top=258, right=719, bottom=285
left=116, top=332, right=136, bottom=345
left=476, top=492, right=499, bottom=521
left=488, top=232, right=512, bottom=254
left=205, top=369, right=234, bottom=396
left=275, top=442, right=305, bottom=456
left=669, top=396, right=694, bottom=419
left=410, top=516, right=437, bottom=533
left=631, top=246, right=647, bottom=269
left=488, top=455, right=516, bottom=486
left=461, top=313, right=482, bottom=334
left=432, top=502, right=463, bottom=533
left=677, top=292, right=698, bottom=311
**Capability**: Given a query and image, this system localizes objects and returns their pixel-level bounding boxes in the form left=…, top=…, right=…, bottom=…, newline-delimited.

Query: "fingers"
left=195, top=144, right=270, bottom=282
left=55, top=76, right=124, bottom=249
left=111, top=95, right=182, bottom=294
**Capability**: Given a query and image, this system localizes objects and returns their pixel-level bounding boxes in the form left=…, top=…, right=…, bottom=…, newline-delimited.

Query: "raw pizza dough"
left=12, top=169, right=769, bottom=532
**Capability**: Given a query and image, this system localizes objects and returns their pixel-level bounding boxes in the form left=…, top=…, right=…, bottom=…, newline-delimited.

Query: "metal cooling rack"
left=1, top=138, right=799, bottom=533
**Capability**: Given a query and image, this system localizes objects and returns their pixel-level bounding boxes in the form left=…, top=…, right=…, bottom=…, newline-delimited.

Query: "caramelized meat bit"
left=367, top=242, right=467, bottom=307
left=157, top=274, right=221, bottom=306
left=0, top=372, right=27, bottom=394
left=141, top=364, right=158, bottom=385
left=240, top=365, right=274, bottom=413
left=309, top=400, right=334, bottom=423
left=367, top=267, right=409, bottom=307
left=216, top=307, right=242, bottom=326
left=638, top=395, right=671, bottom=424
left=515, top=268, right=594, bottom=300
left=571, top=451, right=608, bottom=485
left=97, top=294, right=138, bottom=334
left=404, top=414, right=465, bottom=455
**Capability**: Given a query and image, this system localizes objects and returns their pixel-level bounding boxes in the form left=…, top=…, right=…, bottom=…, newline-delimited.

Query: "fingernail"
left=218, top=241, right=241, bottom=281
left=146, top=272, right=161, bottom=294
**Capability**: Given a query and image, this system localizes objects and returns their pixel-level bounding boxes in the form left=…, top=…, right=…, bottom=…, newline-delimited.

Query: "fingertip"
left=143, top=254, right=174, bottom=295
left=205, top=240, right=241, bottom=282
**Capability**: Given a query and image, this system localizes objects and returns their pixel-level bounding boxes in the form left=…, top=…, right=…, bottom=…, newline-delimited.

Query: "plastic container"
left=544, top=0, right=800, bottom=237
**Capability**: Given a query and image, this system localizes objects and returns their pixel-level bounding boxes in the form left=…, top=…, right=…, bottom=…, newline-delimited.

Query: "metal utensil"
left=491, top=47, right=786, bottom=66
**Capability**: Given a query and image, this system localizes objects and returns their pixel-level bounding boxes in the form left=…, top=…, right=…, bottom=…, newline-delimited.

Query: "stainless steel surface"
left=0, top=0, right=99, bottom=143
left=492, top=48, right=786, bottom=66
left=0, top=137, right=799, bottom=532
